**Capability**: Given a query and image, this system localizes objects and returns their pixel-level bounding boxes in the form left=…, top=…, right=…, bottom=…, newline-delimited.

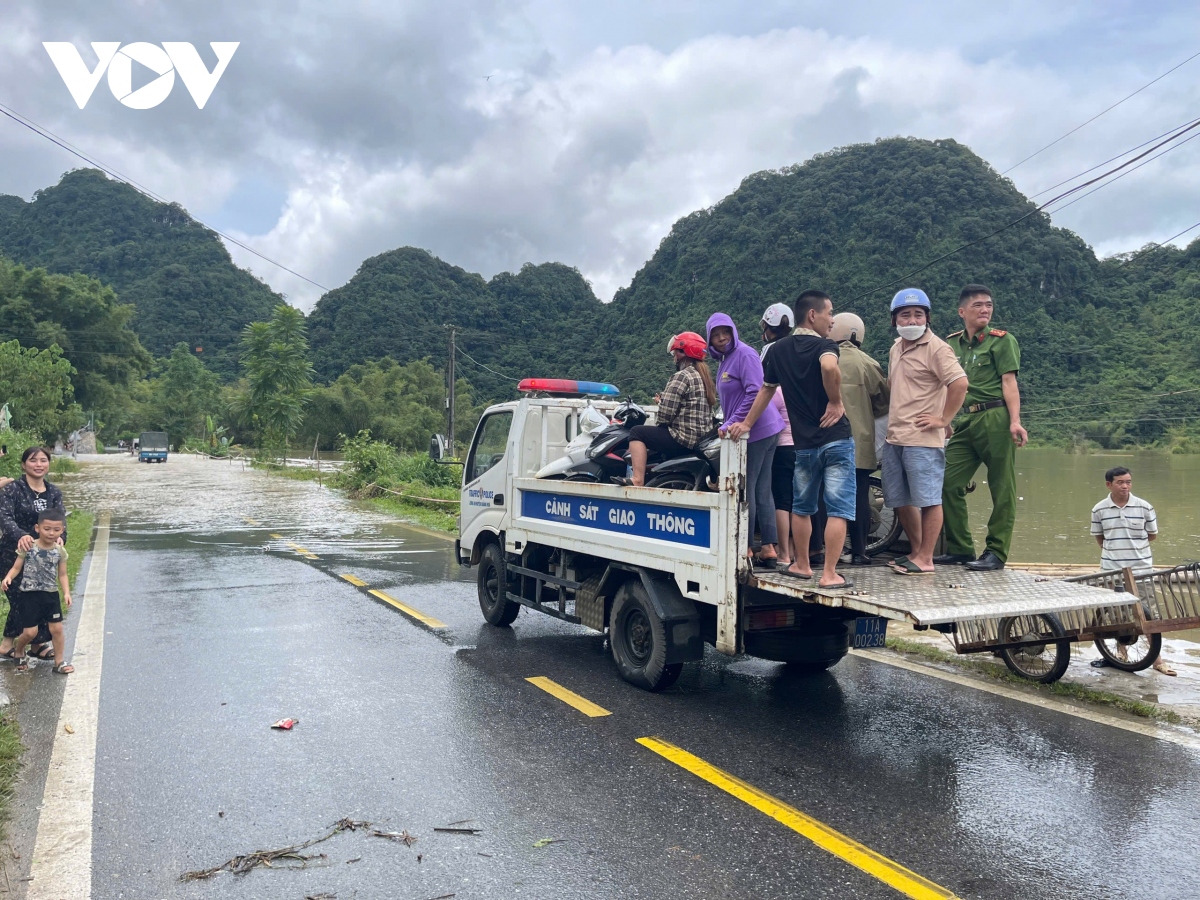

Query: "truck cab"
left=138, top=431, right=169, bottom=463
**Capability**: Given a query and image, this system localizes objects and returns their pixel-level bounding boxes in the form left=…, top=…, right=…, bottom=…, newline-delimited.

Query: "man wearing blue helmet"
left=883, top=288, right=968, bottom=575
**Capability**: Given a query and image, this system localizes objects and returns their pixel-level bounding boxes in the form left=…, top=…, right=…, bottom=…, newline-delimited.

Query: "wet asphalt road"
left=41, top=456, right=1200, bottom=898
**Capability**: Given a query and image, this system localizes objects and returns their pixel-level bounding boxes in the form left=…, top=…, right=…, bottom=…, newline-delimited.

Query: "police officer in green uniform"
left=935, top=284, right=1029, bottom=571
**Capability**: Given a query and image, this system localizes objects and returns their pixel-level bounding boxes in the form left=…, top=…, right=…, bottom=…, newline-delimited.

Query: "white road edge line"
left=29, top=513, right=110, bottom=900
left=852, top=648, right=1200, bottom=751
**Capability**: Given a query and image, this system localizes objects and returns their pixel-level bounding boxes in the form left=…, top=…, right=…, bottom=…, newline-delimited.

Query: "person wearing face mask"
left=708, top=312, right=785, bottom=566
left=882, top=289, right=968, bottom=576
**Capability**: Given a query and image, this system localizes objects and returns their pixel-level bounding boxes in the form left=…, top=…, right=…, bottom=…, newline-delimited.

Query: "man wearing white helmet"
left=830, top=313, right=889, bottom=564
left=883, top=289, right=968, bottom=575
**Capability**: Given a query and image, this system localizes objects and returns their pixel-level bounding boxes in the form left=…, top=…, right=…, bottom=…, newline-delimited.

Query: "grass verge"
left=49, top=457, right=81, bottom=476
left=255, top=463, right=459, bottom=534
left=884, top=636, right=1184, bottom=725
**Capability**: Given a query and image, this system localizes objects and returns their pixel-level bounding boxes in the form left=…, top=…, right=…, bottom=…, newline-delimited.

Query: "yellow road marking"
left=244, top=517, right=260, bottom=525
left=368, top=589, right=447, bottom=629
left=526, top=677, right=612, bottom=717
left=637, top=737, right=959, bottom=900
left=269, top=533, right=283, bottom=539
left=340, top=574, right=368, bottom=587
left=286, top=542, right=319, bottom=559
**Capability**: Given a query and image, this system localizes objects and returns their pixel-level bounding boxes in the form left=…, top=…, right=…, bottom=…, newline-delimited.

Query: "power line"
left=1024, top=387, right=1200, bottom=416
left=455, top=345, right=519, bottom=381
left=1027, top=114, right=1200, bottom=201
left=848, top=116, right=1200, bottom=302
left=0, top=100, right=331, bottom=293
left=1001, top=49, right=1200, bottom=176
left=1042, top=129, right=1200, bottom=216
left=1114, top=220, right=1200, bottom=266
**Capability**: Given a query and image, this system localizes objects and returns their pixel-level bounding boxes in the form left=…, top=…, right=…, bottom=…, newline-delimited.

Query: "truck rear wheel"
left=610, top=579, right=683, bottom=691
left=477, top=543, right=520, bottom=626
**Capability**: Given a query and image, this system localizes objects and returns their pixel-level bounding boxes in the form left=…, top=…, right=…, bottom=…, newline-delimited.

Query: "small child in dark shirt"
left=2, top=510, right=72, bottom=673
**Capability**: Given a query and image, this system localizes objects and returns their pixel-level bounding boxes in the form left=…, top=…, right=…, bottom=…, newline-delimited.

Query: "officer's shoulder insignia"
left=947, top=329, right=963, bottom=338
left=989, top=329, right=1008, bottom=337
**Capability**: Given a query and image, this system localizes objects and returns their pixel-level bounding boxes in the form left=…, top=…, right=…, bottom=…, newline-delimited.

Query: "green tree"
left=230, top=305, right=314, bottom=448
left=299, top=357, right=481, bottom=452
left=0, top=255, right=151, bottom=435
left=0, top=339, right=84, bottom=437
left=144, top=343, right=222, bottom=447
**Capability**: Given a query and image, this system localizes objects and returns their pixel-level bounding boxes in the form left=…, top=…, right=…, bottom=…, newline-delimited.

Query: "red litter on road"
left=270, top=718, right=299, bottom=730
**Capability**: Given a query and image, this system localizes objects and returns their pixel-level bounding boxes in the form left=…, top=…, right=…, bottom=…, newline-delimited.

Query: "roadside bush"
left=0, top=430, right=52, bottom=480
left=337, top=430, right=459, bottom=492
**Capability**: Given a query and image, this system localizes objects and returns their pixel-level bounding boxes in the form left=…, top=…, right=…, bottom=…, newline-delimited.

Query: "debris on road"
left=305, top=894, right=337, bottom=899
left=532, top=838, right=563, bottom=848
left=270, top=717, right=299, bottom=730
left=433, top=827, right=481, bottom=835
left=63, top=724, right=74, bottom=734
left=180, top=817, right=416, bottom=881
left=371, top=828, right=417, bottom=845
left=346, top=857, right=361, bottom=864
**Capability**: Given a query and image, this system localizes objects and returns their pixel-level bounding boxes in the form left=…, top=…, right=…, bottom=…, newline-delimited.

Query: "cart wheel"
left=863, top=475, right=901, bottom=557
left=477, top=543, right=519, bottom=626
left=609, top=579, right=683, bottom=691
left=1094, top=632, right=1163, bottom=672
left=998, top=613, right=1071, bottom=683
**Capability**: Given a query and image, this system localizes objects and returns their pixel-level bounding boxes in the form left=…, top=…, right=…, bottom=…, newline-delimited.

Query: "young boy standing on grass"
left=3, top=510, right=72, bottom=674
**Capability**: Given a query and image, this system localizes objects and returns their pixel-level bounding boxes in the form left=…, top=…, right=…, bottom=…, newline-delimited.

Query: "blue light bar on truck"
left=517, top=378, right=620, bottom=397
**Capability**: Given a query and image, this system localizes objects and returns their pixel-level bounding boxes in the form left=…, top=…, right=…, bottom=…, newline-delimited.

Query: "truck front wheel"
left=610, top=579, right=682, bottom=691
left=477, top=543, right=520, bottom=626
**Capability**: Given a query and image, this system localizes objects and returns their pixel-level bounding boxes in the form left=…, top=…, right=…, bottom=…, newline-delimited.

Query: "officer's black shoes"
left=849, top=554, right=873, bottom=566
left=933, top=553, right=975, bottom=565
left=965, top=551, right=1005, bottom=572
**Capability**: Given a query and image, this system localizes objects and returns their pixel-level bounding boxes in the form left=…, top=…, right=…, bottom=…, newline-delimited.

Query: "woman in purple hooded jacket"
left=707, top=313, right=784, bottom=565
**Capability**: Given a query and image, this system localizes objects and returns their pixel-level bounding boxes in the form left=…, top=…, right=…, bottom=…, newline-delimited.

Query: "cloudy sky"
left=2, top=2, right=1199, bottom=308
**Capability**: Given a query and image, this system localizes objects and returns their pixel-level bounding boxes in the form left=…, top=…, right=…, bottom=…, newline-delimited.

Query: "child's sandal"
left=14, top=656, right=28, bottom=673
left=53, top=662, right=73, bottom=675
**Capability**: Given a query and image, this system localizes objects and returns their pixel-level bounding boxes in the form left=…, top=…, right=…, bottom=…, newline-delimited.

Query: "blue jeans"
left=793, top=438, right=856, bottom=521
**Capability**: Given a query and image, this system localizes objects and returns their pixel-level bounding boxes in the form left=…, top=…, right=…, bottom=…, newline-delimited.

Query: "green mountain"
left=0, top=169, right=283, bottom=376
left=603, top=138, right=1200, bottom=445
left=307, top=247, right=605, bottom=399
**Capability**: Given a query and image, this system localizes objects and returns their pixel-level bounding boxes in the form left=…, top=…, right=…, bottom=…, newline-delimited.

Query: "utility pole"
left=444, top=324, right=457, bottom=458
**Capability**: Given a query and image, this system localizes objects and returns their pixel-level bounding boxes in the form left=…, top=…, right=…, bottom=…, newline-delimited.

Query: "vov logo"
left=43, top=42, right=239, bottom=110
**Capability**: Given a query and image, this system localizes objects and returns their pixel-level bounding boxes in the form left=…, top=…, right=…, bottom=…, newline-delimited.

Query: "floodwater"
left=964, top=447, right=1200, bottom=565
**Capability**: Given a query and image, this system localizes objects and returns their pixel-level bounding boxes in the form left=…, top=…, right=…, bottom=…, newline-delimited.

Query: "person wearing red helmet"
left=618, top=332, right=717, bottom=486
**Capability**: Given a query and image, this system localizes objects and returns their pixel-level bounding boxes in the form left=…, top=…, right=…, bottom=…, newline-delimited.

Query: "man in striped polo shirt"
left=1090, top=467, right=1175, bottom=675
left=1091, top=467, right=1157, bottom=573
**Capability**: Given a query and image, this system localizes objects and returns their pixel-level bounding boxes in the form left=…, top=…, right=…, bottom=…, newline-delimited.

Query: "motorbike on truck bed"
left=454, top=385, right=1143, bottom=691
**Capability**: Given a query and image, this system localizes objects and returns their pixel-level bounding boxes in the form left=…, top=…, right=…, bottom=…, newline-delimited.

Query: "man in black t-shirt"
left=726, top=290, right=855, bottom=589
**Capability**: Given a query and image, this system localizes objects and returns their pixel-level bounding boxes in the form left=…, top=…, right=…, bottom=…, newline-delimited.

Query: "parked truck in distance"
left=138, top=431, right=169, bottom=463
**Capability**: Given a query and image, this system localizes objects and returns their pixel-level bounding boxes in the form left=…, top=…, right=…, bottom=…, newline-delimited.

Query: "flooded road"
left=31, top=455, right=1200, bottom=898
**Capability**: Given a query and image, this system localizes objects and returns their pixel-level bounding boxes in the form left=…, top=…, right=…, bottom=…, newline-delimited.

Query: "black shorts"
left=12, top=590, right=62, bottom=631
left=629, top=424, right=693, bottom=458
left=772, top=445, right=796, bottom=510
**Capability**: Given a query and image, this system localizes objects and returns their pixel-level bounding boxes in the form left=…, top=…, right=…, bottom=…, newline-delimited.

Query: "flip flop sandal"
left=32, top=644, right=55, bottom=660
left=752, top=557, right=779, bottom=570
left=14, top=656, right=29, bottom=673
left=778, top=568, right=814, bottom=580
left=53, top=662, right=73, bottom=674
left=817, top=577, right=854, bottom=590
left=892, top=559, right=935, bottom=576
left=0, top=649, right=14, bottom=662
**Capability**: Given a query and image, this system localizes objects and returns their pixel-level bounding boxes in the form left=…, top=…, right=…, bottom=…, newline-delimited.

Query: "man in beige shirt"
left=831, top=313, right=889, bottom=565
left=883, top=289, right=968, bottom=575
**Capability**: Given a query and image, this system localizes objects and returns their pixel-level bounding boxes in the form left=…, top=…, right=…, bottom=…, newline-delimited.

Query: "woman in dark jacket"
left=0, top=447, right=67, bottom=659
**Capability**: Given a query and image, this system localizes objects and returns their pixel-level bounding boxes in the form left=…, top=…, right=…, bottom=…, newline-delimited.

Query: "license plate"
left=853, top=616, right=888, bottom=649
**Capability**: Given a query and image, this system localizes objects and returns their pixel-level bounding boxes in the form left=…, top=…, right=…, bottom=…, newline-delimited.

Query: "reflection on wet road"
left=65, top=455, right=1200, bottom=899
